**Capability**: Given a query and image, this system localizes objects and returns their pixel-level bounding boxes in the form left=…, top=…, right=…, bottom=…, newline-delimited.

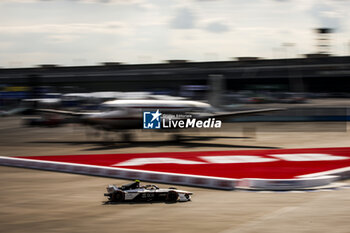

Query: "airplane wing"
left=35, top=109, right=97, bottom=116
left=202, top=108, right=285, bottom=120
left=0, top=107, right=30, bottom=117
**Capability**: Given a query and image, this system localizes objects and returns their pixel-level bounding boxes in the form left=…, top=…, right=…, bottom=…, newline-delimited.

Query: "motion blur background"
left=1, top=1, right=350, bottom=233
left=1, top=0, right=350, bottom=107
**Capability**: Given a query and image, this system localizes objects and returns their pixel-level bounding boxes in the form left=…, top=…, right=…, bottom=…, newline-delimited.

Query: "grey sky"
left=0, top=0, right=349, bottom=67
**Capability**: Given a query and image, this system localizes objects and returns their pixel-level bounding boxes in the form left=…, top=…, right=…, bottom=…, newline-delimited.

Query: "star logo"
left=151, top=109, right=162, bottom=122
left=143, top=109, right=162, bottom=129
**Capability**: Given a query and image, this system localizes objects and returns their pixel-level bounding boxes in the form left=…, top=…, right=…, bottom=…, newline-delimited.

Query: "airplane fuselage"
left=82, top=99, right=213, bottom=130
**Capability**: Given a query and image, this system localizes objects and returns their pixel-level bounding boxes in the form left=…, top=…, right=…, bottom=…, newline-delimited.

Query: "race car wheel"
left=112, top=191, right=125, bottom=202
left=166, top=191, right=179, bottom=203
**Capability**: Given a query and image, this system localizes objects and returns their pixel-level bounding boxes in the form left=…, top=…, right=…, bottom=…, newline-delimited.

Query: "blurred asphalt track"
left=0, top=115, right=349, bottom=233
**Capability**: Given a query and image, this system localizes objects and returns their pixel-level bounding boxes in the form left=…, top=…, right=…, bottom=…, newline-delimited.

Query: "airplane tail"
left=207, top=74, right=225, bottom=109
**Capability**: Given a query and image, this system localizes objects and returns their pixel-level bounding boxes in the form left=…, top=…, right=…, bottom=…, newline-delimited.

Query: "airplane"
left=36, top=98, right=283, bottom=141
left=33, top=75, right=283, bottom=140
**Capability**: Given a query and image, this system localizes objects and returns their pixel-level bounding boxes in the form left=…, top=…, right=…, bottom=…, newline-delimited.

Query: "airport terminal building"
left=1, top=55, right=350, bottom=95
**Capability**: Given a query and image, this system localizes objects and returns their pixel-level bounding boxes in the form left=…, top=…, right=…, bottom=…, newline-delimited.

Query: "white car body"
left=104, top=182, right=192, bottom=202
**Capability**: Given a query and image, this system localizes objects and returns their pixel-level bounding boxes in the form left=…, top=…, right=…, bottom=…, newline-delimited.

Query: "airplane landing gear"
left=171, top=134, right=183, bottom=142
left=122, top=132, right=133, bottom=142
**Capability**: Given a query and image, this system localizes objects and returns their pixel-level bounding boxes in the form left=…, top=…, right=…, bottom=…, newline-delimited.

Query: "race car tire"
left=111, top=191, right=125, bottom=202
left=166, top=191, right=179, bottom=203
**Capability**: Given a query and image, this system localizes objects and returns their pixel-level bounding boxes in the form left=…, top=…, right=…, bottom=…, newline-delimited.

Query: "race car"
left=104, top=180, right=193, bottom=203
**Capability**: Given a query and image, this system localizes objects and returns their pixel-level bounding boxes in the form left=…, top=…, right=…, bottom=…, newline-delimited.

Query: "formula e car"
left=104, top=180, right=193, bottom=203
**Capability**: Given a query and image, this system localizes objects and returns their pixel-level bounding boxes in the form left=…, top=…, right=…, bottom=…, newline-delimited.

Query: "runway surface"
left=1, top=117, right=350, bottom=232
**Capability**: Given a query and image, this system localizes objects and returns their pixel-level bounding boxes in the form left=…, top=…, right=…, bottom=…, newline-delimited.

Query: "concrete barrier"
left=297, top=167, right=350, bottom=180
left=0, top=156, right=236, bottom=190
left=0, top=156, right=345, bottom=190
left=236, top=176, right=338, bottom=190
